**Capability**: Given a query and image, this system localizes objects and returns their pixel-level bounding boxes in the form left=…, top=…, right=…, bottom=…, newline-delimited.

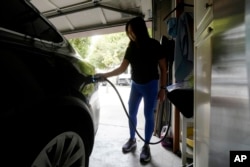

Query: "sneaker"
left=140, top=144, right=151, bottom=163
left=122, top=138, right=137, bottom=153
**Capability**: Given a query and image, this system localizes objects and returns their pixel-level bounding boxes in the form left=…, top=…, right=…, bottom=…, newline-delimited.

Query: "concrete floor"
left=89, top=84, right=182, bottom=167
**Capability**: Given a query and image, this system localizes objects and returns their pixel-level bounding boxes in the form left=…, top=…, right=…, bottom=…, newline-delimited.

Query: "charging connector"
left=84, top=75, right=102, bottom=84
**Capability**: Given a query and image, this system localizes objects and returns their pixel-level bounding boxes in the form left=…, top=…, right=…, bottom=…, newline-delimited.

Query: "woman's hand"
left=95, top=73, right=107, bottom=82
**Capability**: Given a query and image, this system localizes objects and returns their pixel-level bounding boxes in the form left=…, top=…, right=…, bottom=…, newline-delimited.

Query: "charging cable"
left=89, top=76, right=193, bottom=166
left=102, top=78, right=171, bottom=145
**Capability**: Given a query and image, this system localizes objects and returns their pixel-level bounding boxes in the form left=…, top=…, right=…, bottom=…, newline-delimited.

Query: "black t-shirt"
left=124, top=38, right=165, bottom=84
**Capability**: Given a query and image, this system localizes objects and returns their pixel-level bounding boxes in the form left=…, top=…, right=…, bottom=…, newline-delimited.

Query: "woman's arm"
left=101, top=59, right=129, bottom=78
left=158, top=58, right=168, bottom=101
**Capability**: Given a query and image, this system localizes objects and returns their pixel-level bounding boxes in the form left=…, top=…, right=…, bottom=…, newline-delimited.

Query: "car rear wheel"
left=1, top=97, right=95, bottom=167
left=31, top=131, right=85, bottom=167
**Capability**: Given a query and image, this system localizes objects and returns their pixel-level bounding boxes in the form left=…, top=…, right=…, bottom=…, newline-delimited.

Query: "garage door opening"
left=67, top=31, right=183, bottom=167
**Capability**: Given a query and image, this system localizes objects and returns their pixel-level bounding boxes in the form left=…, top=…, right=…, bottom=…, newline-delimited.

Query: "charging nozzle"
left=85, top=75, right=103, bottom=84
left=92, top=75, right=102, bottom=83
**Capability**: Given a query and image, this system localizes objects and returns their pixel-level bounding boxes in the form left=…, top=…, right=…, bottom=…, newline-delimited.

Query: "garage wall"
left=152, top=0, right=194, bottom=151
left=152, top=0, right=194, bottom=40
left=152, top=0, right=172, bottom=41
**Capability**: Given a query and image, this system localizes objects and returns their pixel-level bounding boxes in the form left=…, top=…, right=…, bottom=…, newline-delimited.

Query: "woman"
left=98, top=16, right=167, bottom=163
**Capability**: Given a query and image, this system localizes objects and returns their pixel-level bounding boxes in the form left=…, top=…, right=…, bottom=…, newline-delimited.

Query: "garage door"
left=30, top=0, right=153, bottom=38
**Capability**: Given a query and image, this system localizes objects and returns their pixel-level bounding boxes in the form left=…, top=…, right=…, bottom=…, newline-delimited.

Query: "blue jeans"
left=128, top=80, right=158, bottom=143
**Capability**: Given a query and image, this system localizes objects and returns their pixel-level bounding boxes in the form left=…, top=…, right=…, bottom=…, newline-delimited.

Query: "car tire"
left=1, top=96, right=94, bottom=167
left=31, top=131, right=86, bottom=167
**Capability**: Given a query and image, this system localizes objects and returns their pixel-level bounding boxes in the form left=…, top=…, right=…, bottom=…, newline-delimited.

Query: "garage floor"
left=89, top=83, right=182, bottom=167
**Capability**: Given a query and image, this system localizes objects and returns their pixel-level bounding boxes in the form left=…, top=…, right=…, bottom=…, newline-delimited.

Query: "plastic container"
left=160, top=125, right=173, bottom=149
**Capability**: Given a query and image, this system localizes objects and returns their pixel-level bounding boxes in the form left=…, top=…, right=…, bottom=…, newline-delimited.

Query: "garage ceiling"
left=30, top=0, right=153, bottom=38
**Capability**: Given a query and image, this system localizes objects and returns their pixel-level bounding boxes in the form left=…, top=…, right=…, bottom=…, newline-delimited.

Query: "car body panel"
left=0, top=0, right=100, bottom=166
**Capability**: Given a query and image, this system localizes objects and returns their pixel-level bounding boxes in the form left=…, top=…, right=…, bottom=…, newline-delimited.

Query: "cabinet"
left=194, top=0, right=213, bottom=166
left=194, top=0, right=213, bottom=39
left=194, top=0, right=214, bottom=164
left=194, top=22, right=213, bottom=167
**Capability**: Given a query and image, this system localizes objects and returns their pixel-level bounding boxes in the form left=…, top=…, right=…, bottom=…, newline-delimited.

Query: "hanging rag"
left=174, top=12, right=194, bottom=82
left=166, top=17, right=177, bottom=38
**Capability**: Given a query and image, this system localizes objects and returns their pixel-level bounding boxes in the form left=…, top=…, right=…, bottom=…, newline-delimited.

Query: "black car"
left=0, top=0, right=100, bottom=167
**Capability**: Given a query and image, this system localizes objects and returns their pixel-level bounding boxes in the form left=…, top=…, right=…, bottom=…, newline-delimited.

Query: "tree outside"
left=68, top=28, right=152, bottom=72
left=68, top=38, right=91, bottom=59
left=88, top=32, right=129, bottom=70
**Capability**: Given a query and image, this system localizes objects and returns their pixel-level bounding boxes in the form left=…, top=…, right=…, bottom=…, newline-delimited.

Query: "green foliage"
left=81, top=83, right=94, bottom=97
left=68, top=38, right=91, bottom=59
left=69, top=28, right=151, bottom=70
left=148, top=28, right=152, bottom=37
left=76, top=60, right=96, bottom=75
left=88, top=32, right=129, bottom=70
